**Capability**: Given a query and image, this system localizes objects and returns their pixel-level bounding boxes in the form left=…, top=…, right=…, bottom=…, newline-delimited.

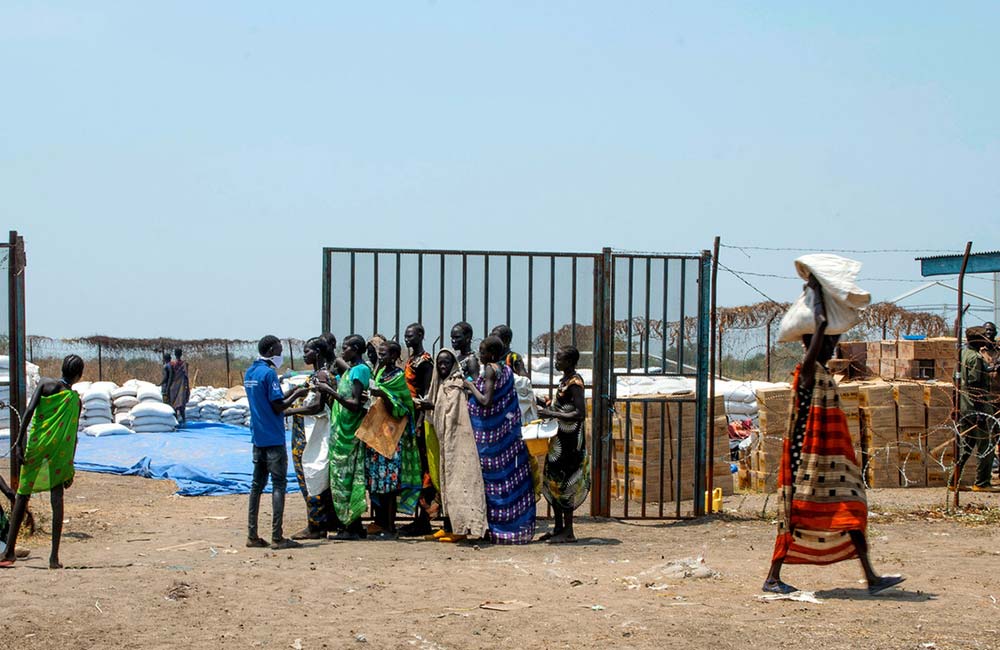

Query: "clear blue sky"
left=3, top=2, right=998, bottom=340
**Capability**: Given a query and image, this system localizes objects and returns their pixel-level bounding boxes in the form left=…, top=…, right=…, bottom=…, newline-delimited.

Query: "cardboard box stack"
left=859, top=382, right=898, bottom=488
left=749, top=386, right=792, bottom=493
left=893, top=382, right=927, bottom=487
left=865, top=338, right=957, bottom=381
left=610, top=394, right=732, bottom=503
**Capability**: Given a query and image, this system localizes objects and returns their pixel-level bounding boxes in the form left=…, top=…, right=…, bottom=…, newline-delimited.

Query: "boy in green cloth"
left=1, top=354, right=85, bottom=568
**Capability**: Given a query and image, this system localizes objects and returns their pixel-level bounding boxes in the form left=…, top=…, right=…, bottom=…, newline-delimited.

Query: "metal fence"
left=322, top=247, right=713, bottom=519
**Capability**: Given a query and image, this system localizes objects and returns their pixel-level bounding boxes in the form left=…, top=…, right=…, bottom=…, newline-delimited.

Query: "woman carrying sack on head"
left=764, top=258, right=903, bottom=595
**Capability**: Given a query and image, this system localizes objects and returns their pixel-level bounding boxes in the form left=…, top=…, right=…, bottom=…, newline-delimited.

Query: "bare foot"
left=49, top=559, right=63, bottom=569
left=547, top=530, right=577, bottom=544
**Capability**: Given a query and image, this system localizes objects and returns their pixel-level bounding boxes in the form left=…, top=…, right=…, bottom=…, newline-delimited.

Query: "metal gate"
left=320, top=246, right=712, bottom=519
left=600, top=252, right=712, bottom=518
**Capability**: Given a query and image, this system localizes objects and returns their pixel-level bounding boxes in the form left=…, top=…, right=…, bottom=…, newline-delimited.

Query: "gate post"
left=321, top=248, right=332, bottom=333
left=693, top=251, right=712, bottom=516
left=590, top=247, right=613, bottom=517
left=8, top=231, right=26, bottom=489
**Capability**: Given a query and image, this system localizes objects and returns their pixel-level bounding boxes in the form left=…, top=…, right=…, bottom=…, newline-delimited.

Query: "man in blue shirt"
left=245, top=335, right=309, bottom=549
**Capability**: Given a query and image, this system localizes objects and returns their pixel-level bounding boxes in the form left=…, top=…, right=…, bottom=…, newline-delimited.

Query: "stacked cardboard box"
left=749, top=386, right=792, bottom=493
left=859, top=382, right=898, bottom=488
left=865, top=338, right=958, bottom=381
left=893, top=382, right=927, bottom=486
left=610, top=394, right=732, bottom=502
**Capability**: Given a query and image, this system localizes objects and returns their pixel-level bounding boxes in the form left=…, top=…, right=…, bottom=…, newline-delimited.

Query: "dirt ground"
left=2, top=462, right=1000, bottom=650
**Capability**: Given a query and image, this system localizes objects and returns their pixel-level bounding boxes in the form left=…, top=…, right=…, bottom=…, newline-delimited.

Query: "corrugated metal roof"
left=915, top=250, right=1000, bottom=261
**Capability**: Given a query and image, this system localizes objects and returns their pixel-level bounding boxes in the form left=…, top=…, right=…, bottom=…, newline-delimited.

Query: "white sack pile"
left=131, top=401, right=178, bottom=433
left=0, top=357, right=41, bottom=438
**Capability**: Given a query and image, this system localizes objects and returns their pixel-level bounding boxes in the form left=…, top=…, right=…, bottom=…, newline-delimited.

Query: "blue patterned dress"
left=468, top=363, right=536, bottom=544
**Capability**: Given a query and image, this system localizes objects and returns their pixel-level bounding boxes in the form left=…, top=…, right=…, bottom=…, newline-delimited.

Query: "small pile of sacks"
left=73, top=379, right=177, bottom=436
left=73, top=381, right=118, bottom=430
left=186, top=386, right=251, bottom=427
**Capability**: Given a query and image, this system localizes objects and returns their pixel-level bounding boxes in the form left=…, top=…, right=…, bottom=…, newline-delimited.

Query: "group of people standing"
left=243, top=322, right=591, bottom=550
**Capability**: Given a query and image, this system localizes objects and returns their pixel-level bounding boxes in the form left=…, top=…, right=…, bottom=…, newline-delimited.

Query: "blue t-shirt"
left=244, top=359, right=286, bottom=447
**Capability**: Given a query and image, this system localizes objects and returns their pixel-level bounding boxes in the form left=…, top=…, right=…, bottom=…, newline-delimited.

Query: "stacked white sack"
left=221, top=397, right=249, bottom=425
left=83, top=422, right=133, bottom=437
left=0, top=357, right=42, bottom=437
left=79, top=383, right=115, bottom=430
left=199, top=400, right=223, bottom=422
left=131, top=401, right=177, bottom=433
left=111, top=382, right=139, bottom=428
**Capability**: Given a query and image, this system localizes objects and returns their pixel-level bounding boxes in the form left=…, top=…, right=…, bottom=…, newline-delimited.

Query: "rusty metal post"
left=8, top=231, right=26, bottom=489
left=225, top=341, right=231, bottom=387
left=952, top=241, right=972, bottom=508
left=706, top=237, right=720, bottom=510
left=766, top=312, right=778, bottom=382
left=97, top=342, right=103, bottom=381
left=590, top=248, right=613, bottom=518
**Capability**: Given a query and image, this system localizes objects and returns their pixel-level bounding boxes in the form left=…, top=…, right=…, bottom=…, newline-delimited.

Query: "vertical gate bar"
left=641, top=401, right=648, bottom=518
left=461, top=253, right=468, bottom=322
left=658, top=401, right=666, bottom=518
left=321, top=249, right=331, bottom=333
left=527, top=256, right=534, bottom=372
left=661, top=259, right=668, bottom=373
left=571, top=257, right=578, bottom=347
left=548, top=255, right=555, bottom=398
left=373, top=253, right=380, bottom=334
left=417, top=255, right=424, bottom=324
left=626, top=257, right=634, bottom=372
left=591, top=248, right=612, bottom=518
left=484, top=255, right=490, bottom=336
left=693, top=251, right=712, bottom=516
left=623, top=399, right=631, bottom=519
left=439, top=254, right=446, bottom=351
left=678, top=260, right=687, bottom=373
left=644, top=257, right=651, bottom=370
left=505, top=255, right=512, bottom=326
left=675, top=402, right=682, bottom=518
left=349, top=252, right=356, bottom=334
left=707, top=238, right=720, bottom=505
left=395, top=252, right=402, bottom=341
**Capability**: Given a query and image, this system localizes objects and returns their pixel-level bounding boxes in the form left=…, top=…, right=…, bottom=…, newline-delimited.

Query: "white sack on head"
left=777, top=254, right=871, bottom=343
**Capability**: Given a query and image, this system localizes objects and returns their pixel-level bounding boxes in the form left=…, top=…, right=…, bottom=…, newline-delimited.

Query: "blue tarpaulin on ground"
left=74, top=422, right=300, bottom=496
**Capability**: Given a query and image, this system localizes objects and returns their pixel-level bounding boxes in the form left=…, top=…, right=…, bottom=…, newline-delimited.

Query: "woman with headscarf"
left=464, top=336, right=536, bottom=544
left=425, top=348, right=488, bottom=542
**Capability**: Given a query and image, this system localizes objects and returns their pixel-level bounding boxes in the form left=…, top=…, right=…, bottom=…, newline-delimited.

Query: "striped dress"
left=772, top=363, right=868, bottom=565
left=468, top=363, right=536, bottom=544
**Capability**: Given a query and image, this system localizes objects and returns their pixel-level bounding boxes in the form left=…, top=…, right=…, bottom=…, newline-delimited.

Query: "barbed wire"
left=721, top=244, right=960, bottom=255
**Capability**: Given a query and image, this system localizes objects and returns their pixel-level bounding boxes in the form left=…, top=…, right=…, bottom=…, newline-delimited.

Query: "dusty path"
left=2, top=465, right=999, bottom=650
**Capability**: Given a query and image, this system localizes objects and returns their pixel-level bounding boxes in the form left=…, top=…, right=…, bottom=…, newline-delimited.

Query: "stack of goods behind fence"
left=834, top=338, right=957, bottom=381
left=601, top=394, right=732, bottom=503
left=186, top=386, right=251, bottom=427
left=747, top=379, right=961, bottom=492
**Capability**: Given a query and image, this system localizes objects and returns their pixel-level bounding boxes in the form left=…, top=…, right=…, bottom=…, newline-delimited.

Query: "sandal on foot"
left=762, top=579, right=798, bottom=594
left=438, top=534, right=467, bottom=543
left=0, top=559, right=15, bottom=568
left=868, top=575, right=905, bottom=595
left=246, top=537, right=268, bottom=548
